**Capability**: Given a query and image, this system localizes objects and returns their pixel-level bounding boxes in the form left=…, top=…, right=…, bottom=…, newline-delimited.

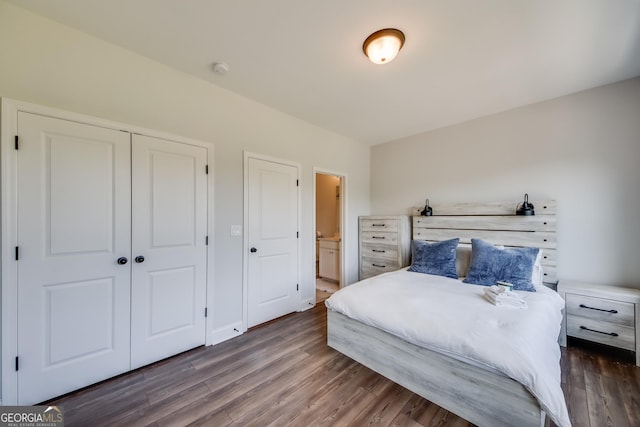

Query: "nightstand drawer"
left=360, top=243, right=398, bottom=261
left=567, top=315, right=635, bottom=351
left=558, top=280, right=640, bottom=366
left=360, top=231, right=398, bottom=246
left=566, top=294, right=634, bottom=327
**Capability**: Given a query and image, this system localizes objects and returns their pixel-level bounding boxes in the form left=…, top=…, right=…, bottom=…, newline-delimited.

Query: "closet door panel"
left=130, top=134, right=207, bottom=369
left=48, top=135, right=115, bottom=254
left=16, top=112, right=131, bottom=405
left=149, top=150, right=197, bottom=247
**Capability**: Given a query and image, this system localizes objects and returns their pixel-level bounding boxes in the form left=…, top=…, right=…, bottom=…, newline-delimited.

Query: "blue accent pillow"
left=408, top=238, right=459, bottom=279
left=463, top=238, right=539, bottom=292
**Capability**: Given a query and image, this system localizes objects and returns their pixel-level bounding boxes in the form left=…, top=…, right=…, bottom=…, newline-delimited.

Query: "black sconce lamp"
left=516, top=193, right=535, bottom=216
left=421, top=199, right=433, bottom=216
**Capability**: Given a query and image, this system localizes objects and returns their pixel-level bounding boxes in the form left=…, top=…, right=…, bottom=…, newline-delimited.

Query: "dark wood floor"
left=47, top=302, right=640, bottom=427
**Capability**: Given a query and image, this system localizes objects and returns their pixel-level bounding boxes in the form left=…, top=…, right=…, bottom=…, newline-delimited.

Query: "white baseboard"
left=208, top=321, right=243, bottom=346
left=300, top=298, right=316, bottom=311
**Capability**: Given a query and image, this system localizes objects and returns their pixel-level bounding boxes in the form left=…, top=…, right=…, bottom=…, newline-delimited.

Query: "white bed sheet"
left=325, top=268, right=571, bottom=427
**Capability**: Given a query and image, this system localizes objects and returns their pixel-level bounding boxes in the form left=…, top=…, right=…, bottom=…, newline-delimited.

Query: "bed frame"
left=327, top=200, right=557, bottom=427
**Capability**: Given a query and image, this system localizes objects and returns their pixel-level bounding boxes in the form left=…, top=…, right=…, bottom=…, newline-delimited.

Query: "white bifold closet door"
left=130, top=134, right=208, bottom=369
left=17, top=112, right=132, bottom=404
left=16, top=113, right=207, bottom=404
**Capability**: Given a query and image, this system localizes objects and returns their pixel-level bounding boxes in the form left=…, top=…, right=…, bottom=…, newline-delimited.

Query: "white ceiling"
left=9, top=0, right=640, bottom=145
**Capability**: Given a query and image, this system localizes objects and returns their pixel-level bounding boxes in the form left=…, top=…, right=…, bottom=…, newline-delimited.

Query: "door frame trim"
left=0, top=98, right=215, bottom=405
left=1, top=98, right=20, bottom=405
left=242, top=151, right=301, bottom=331
left=313, top=168, right=348, bottom=292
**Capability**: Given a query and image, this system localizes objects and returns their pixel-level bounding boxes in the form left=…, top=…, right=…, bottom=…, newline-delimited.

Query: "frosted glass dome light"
left=363, top=28, right=405, bottom=64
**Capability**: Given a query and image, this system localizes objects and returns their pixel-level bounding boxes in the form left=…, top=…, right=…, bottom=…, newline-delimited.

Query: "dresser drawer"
left=360, top=243, right=398, bottom=261
left=360, top=257, right=400, bottom=278
left=360, top=231, right=398, bottom=246
left=566, top=293, right=634, bottom=327
left=567, top=315, right=635, bottom=351
left=360, top=218, right=398, bottom=232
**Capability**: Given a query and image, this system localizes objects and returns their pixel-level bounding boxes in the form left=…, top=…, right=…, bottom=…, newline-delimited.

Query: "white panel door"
left=130, top=134, right=208, bottom=369
left=247, top=157, right=299, bottom=327
left=16, top=112, right=132, bottom=404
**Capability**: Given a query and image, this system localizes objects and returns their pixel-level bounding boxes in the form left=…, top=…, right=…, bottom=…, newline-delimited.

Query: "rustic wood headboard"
left=411, top=200, right=557, bottom=285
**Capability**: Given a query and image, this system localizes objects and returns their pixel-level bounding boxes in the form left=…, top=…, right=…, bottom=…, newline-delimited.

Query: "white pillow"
left=532, top=249, right=544, bottom=287
left=455, top=245, right=472, bottom=278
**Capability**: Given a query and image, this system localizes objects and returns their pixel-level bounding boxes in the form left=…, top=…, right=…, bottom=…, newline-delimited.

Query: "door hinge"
left=296, top=284, right=299, bottom=291
left=296, top=179, right=299, bottom=187
left=15, top=246, right=19, bottom=261
left=205, top=165, right=209, bottom=175
left=205, top=307, right=208, bottom=317
left=15, top=135, right=19, bottom=150
left=15, top=356, right=19, bottom=371
left=205, top=235, right=209, bottom=245
left=296, top=231, right=299, bottom=238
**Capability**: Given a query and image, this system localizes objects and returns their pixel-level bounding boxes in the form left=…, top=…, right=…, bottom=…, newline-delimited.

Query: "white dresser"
left=558, top=280, right=640, bottom=366
left=358, top=215, right=411, bottom=280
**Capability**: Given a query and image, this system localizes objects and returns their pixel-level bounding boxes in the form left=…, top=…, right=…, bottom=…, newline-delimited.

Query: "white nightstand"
left=557, top=280, right=640, bottom=366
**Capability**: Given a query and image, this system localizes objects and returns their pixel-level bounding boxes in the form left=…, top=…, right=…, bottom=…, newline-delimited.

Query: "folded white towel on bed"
left=483, top=285, right=528, bottom=309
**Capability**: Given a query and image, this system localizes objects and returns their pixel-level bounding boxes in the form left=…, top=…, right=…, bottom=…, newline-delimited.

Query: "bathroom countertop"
left=318, top=236, right=341, bottom=242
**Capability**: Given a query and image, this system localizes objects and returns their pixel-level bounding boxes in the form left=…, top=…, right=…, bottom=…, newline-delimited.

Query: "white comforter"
left=325, top=269, right=571, bottom=427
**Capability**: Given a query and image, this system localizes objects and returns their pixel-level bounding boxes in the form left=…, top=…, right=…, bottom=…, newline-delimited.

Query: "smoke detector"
left=212, top=62, right=230, bottom=75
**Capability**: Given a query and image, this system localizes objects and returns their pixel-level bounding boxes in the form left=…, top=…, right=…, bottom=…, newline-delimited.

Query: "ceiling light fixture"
left=362, top=28, right=405, bottom=64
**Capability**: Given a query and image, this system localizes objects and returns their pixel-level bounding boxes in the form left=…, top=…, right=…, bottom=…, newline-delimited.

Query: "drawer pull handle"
left=579, top=326, right=618, bottom=337
left=372, top=264, right=386, bottom=268
left=579, top=304, right=618, bottom=314
left=372, top=224, right=386, bottom=227
left=372, top=249, right=386, bottom=253
left=372, top=236, right=385, bottom=239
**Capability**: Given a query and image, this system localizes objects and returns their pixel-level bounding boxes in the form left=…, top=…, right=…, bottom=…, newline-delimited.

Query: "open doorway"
left=314, top=171, right=344, bottom=303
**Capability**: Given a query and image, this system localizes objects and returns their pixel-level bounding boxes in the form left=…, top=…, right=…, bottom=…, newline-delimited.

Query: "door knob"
left=117, top=257, right=128, bottom=265
left=250, top=247, right=257, bottom=253
left=135, top=255, right=145, bottom=263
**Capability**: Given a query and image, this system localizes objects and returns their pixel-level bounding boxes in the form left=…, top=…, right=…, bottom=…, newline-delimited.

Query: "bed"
left=326, top=201, right=571, bottom=427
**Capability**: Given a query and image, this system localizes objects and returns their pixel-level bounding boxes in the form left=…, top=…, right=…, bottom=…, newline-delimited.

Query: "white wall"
left=0, top=2, right=370, bottom=336
left=372, top=77, right=640, bottom=289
